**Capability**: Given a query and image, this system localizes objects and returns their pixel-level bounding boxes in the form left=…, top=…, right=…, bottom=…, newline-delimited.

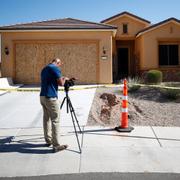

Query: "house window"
left=123, top=24, right=128, bottom=34
left=159, top=45, right=179, bottom=66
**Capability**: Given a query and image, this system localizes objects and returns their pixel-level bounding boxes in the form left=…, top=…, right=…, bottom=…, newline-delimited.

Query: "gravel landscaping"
left=87, top=86, right=180, bottom=127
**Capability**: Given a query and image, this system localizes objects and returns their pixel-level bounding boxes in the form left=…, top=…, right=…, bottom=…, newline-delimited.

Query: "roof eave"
left=136, top=18, right=180, bottom=38
left=101, top=12, right=151, bottom=24
left=0, top=28, right=117, bottom=33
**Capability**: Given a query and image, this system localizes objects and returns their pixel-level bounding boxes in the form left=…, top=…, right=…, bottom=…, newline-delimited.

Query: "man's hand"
left=57, top=76, right=69, bottom=86
left=70, top=77, right=78, bottom=81
left=63, top=77, right=69, bottom=81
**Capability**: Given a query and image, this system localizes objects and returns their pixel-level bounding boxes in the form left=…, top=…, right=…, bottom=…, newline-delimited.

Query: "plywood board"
left=15, top=42, right=98, bottom=84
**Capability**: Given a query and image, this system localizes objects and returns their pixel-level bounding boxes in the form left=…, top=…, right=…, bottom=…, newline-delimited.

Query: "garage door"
left=15, top=41, right=98, bottom=84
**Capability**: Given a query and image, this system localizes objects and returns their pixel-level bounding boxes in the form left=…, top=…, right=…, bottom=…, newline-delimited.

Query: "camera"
left=64, top=77, right=76, bottom=92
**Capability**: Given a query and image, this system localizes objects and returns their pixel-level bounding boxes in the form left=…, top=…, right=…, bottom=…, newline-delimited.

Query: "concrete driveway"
left=0, top=89, right=96, bottom=128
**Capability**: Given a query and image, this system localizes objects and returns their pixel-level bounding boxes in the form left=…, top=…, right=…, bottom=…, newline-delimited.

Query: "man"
left=40, top=58, right=68, bottom=153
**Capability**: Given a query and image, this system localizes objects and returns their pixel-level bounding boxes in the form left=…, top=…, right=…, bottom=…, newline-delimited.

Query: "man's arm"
left=57, top=77, right=69, bottom=86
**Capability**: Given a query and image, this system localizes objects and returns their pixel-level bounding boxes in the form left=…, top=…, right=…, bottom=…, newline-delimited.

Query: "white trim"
left=136, top=20, right=180, bottom=37
left=122, top=108, right=128, bottom=112
left=122, top=96, right=128, bottom=100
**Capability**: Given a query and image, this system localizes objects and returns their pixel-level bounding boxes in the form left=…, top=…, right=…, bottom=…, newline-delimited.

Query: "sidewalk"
left=0, top=86, right=180, bottom=177
left=0, top=126, right=180, bottom=177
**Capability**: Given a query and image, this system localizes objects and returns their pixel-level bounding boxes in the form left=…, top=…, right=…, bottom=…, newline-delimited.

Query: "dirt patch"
left=99, top=93, right=120, bottom=124
left=87, top=87, right=180, bottom=127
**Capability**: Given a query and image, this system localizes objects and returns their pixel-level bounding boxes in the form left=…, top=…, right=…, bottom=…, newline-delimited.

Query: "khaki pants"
left=40, top=96, right=60, bottom=147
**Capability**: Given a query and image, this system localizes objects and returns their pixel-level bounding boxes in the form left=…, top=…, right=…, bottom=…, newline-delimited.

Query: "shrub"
left=127, top=77, right=142, bottom=92
left=127, top=76, right=142, bottom=84
left=128, top=84, right=141, bottom=92
left=161, top=88, right=180, bottom=100
left=146, top=70, right=163, bottom=84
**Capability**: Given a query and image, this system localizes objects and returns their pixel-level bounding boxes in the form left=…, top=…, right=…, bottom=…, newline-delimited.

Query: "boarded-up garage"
left=15, top=41, right=98, bottom=84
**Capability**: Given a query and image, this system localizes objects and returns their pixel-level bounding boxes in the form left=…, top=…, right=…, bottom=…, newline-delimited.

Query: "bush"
left=146, top=70, right=163, bottom=84
left=127, top=77, right=142, bottom=92
left=161, top=88, right=180, bottom=100
left=128, top=84, right=141, bottom=92
left=127, top=76, right=142, bottom=84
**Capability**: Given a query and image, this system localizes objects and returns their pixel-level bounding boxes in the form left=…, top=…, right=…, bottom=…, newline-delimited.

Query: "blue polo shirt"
left=40, top=63, right=62, bottom=98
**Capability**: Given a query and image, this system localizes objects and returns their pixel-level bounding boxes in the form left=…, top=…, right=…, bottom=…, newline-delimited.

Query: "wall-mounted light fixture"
left=4, top=47, right=9, bottom=55
left=101, top=46, right=108, bottom=60
left=103, top=46, right=107, bottom=55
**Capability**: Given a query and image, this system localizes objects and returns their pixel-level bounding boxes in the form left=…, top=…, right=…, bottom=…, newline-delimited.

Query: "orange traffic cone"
left=115, top=79, right=134, bottom=132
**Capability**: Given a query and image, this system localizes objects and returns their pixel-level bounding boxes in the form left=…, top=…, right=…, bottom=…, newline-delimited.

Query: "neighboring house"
left=0, top=11, right=180, bottom=84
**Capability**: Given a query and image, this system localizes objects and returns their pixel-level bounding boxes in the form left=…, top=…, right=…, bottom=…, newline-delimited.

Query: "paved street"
left=0, top=173, right=180, bottom=180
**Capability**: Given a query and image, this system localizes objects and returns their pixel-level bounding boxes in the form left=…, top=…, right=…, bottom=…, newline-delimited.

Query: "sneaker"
left=53, top=144, right=68, bottom=153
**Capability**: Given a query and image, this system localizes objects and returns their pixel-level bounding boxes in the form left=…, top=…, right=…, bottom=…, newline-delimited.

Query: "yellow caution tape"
left=0, top=84, right=122, bottom=92
left=1, top=83, right=180, bottom=92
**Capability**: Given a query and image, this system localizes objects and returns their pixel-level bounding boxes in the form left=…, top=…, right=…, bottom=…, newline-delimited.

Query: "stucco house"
left=0, top=11, right=180, bottom=84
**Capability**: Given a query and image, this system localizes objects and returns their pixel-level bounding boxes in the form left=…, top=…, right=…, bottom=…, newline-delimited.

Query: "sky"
left=0, top=0, right=180, bottom=26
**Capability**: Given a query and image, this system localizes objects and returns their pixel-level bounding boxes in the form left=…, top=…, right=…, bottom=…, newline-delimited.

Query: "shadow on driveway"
left=0, top=136, right=53, bottom=154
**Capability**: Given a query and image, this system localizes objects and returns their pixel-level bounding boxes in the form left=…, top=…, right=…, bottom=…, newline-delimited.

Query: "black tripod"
left=60, top=88, right=82, bottom=153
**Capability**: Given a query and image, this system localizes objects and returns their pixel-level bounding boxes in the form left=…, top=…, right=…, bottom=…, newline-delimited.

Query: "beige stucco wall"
left=139, top=22, right=180, bottom=70
left=135, top=35, right=144, bottom=70
left=106, top=16, right=149, bottom=40
left=1, top=31, right=113, bottom=84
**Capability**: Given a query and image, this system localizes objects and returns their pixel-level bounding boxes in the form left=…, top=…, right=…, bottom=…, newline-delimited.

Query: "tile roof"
left=0, top=18, right=117, bottom=31
left=101, top=11, right=150, bottom=24
left=136, top=17, right=180, bottom=37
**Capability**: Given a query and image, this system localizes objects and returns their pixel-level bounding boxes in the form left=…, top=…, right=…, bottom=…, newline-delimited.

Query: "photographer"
left=40, top=58, right=68, bottom=153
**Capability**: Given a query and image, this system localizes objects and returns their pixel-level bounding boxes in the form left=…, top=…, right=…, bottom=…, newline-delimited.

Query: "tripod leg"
left=71, top=110, right=82, bottom=133
left=68, top=98, right=82, bottom=133
left=62, top=93, right=82, bottom=153
left=60, top=97, right=66, bottom=109
left=69, top=106, right=82, bottom=153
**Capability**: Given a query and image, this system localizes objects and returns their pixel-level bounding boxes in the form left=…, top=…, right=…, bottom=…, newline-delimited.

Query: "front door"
left=117, top=48, right=129, bottom=79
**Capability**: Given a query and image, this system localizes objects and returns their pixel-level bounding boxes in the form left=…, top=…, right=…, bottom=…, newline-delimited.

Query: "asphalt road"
left=0, top=173, right=180, bottom=180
